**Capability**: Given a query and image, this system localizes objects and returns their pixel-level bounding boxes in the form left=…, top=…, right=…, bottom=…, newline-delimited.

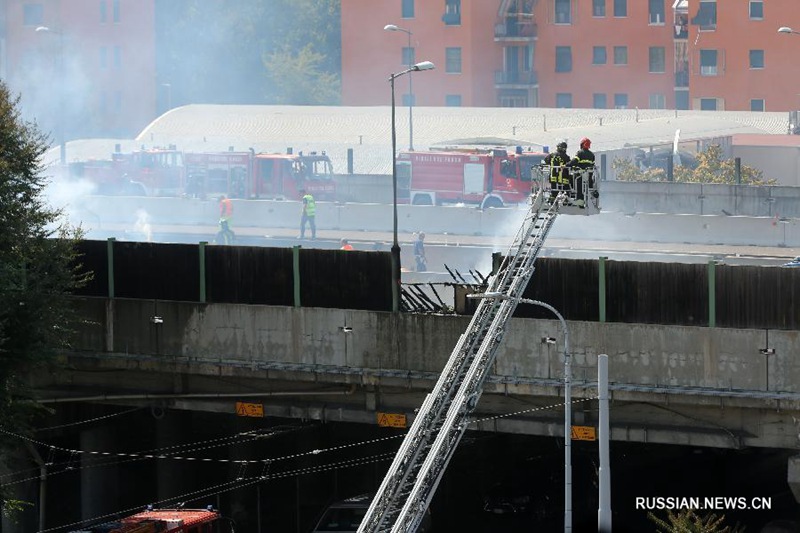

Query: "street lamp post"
left=778, top=26, right=800, bottom=35
left=35, top=26, right=65, bottom=165
left=384, top=24, right=416, bottom=151
left=389, top=60, right=435, bottom=312
left=468, top=291, right=573, bottom=532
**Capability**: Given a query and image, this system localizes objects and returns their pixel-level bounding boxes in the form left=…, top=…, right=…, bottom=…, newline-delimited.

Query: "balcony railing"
left=494, top=20, right=537, bottom=39
left=495, top=70, right=538, bottom=85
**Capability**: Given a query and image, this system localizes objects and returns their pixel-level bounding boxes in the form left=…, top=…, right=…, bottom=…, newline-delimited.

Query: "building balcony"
left=675, top=70, right=689, bottom=88
left=494, top=20, right=537, bottom=41
left=495, top=70, right=538, bottom=86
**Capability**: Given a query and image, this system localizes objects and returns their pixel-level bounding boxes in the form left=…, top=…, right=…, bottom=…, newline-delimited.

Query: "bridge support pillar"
left=787, top=455, right=800, bottom=503
left=81, top=424, right=119, bottom=522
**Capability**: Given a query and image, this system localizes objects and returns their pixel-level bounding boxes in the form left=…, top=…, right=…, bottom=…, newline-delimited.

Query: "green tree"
left=648, top=509, right=745, bottom=532
left=263, top=44, right=341, bottom=105
left=0, top=81, right=87, bottom=511
left=613, top=145, right=775, bottom=185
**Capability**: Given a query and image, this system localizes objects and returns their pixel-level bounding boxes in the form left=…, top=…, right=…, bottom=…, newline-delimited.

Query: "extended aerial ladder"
left=358, top=167, right=599, bottom=533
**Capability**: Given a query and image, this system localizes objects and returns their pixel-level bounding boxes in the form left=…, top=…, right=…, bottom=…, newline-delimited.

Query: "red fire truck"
left=68, top=148, right=335, bottom=201
left=68, top=147, right=184, bottom=197
left=184, top=150, right=335, bottom=201
left=395, top=147, right=547, bottom=208
left=70, top=507, right=228, bottom=532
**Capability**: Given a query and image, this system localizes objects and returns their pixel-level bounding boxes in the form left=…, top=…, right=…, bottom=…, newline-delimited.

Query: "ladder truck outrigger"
left=357, top=164, right=600, bottom=533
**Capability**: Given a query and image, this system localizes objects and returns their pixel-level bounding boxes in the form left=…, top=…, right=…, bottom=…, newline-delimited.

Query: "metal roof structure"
left=51, top=105, right=791, bottom=176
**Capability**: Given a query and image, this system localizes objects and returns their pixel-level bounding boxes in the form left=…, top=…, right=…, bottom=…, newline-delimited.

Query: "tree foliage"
left=0, top=81, right=87, bottom=509
left=648, top=509, right=745, bottom=533
left=613, top=145, right=775, bottom=185
left=156, top=0, right=341, bottom=106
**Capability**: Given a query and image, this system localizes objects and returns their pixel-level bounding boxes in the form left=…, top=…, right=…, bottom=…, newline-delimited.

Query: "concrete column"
left=787, top=454, right=800, bottom=503
left=156, top=410, right=186, bottom=502
left=81, top=425, right=119, bottom=522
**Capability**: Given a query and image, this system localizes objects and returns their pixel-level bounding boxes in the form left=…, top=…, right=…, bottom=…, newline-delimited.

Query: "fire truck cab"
left=252, top=151, right=335, bottom=201
left=396, top=148, right=546, bottom=208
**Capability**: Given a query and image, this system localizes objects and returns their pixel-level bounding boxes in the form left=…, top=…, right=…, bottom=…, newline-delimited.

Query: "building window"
left=613, top=46, right=628, bottom=65
left=593, top=0, right=605, bottom=17
left=100, top=47, right=108, bottom=69
left=749, top=0, right=763, bottom=20
left=114, top=91, right=122, bottom=113
left=402, top=94, right=416, bottom=106
left=444, top=0, right=461, bottom=25
left=649, top=47, right=665, bottom=73
left=592, top=46, right=607, bottom=65
left=700, top=49, right=718, bottom=76
left=555, top=46, right=572, bottom=72
left=445, top=94, right=462, bottom=106
left=692, top=0, right=717, bottom=31
left=445, top=47, right=462, bottom=73
left=556, top=93, right=572, bottom=108
left=113, top=46, right=122, bottom=68
left=649, top=0, right=665, bottom=24
left=23, top=3, right=44, bottom=26
left=613, top=0, right=627, bottom=17
left=700, top=98, right=717, bottom=110
left=555, top=0, right=571, bottom=24
left=593, top=93, right=607, bottom=109
left=649, top=93, right=666, bottom=109
left=402, top=47, right=415, bottom=67
left=614, top=93, right=628, bottom=109
left=402, top=0, right=414, bottom=18
left=751, top=98, right=765, bottom=111
left=113, top=0, right=120, bottom=22
left=100, top=0, right=107, bottom=23
left=749, top=49, right=764, bottom=69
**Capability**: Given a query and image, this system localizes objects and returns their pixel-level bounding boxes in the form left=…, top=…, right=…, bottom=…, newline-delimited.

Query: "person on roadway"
left=300, top=188, right=316, bottom=240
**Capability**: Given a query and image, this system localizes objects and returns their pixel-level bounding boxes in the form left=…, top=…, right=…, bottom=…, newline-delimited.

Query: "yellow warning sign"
left=235, top=402, right=264, bottom=418
left=571, top=425, right=597, bottom=441
left=377, top=412, right=407, bottom=428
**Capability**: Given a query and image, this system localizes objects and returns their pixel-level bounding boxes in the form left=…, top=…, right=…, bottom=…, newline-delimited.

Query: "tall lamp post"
left=35, top=26, right=66, bottom=165
left=468, top=291, right=574, bottom=532
left=389, top=60, right=434, bottom=312
left=384, top=24, right=416, bottom=151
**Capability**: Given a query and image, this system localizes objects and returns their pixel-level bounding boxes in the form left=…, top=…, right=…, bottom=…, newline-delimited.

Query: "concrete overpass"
left=33, top=296, right=800, bottom=495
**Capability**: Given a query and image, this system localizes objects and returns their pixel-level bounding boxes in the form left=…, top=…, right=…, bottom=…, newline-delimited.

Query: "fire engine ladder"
left=358, top=188, right=566, bottom=533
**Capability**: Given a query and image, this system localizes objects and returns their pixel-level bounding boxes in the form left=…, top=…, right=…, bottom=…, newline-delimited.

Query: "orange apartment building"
left=0, top=0, right=156, bottom=144
left=341, top=0, right=800, bottom=112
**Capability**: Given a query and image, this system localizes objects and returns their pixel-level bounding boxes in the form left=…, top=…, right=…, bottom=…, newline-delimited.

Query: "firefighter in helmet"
left=567, top=137, right=596, bottom=207
left=543, top=141, right=571, bottom=198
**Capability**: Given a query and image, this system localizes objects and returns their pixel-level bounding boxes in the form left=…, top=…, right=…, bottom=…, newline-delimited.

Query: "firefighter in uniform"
left=543, top=141, right=571, bottom=199
left=567, top=137, right=596, bottom=207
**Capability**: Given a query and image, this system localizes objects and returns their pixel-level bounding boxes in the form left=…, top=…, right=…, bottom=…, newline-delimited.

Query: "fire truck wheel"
left=482, top=197, right=504, bottom=209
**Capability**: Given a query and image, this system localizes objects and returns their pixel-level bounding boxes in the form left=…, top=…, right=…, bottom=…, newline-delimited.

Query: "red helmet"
left=580, top=137, right=592, bottom=149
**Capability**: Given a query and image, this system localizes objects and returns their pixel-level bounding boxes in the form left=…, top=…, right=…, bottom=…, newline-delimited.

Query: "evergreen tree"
left=648, top=509, right=746, bottom=532
left=0, top=81, right=87, bottom=513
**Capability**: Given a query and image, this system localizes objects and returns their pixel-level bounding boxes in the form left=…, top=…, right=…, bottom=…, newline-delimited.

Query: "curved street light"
left=468, top=291, right=577, bottom=532
left=778, top=26, right=800, bottom=35
left=384, top=24, right=416, bottom=151
left=389, top=60, right=435, bottom=312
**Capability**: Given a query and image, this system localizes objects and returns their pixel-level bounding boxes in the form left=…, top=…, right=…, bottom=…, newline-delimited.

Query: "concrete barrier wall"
left=83, top=298, right=800, bottom=397
left=70, top=195, right=800, bottom=248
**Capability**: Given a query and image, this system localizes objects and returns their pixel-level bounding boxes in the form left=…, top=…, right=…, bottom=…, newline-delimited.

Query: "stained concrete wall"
left=60, top=297, right=800, bottom=451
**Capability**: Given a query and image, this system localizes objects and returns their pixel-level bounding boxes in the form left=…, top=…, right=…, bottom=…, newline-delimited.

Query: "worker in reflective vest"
left=218, top=195, right=233, bottom=224
left=300, top=189, right=316, bottom=240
